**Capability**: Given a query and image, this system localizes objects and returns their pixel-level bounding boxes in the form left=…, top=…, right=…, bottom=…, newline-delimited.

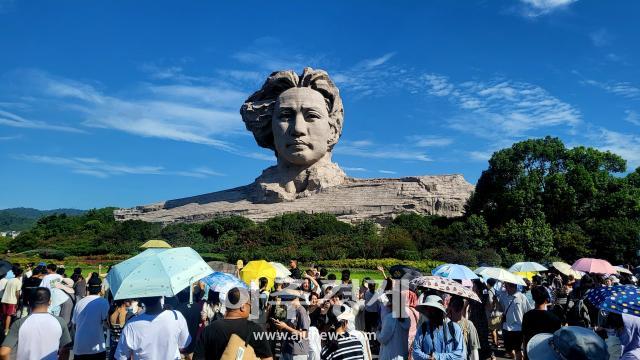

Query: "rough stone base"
left=114, top=174, right=474, bottom=225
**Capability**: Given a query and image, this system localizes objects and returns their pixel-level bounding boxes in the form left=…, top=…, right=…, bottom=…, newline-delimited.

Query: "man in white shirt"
left=497, top=282, right=532, bottom=360
left=39, top=264, right=63, bottom=290
left=0, top=287, right=71, bottom=360
left=72, top=277, right=109, bottom=359
left=1, top=268, right=22, bottom=335
left=115, top=296, right=191, bottom=360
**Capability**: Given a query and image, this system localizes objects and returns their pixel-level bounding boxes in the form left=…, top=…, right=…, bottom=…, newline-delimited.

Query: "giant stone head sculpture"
left=240, top=67, right=344, bottom=167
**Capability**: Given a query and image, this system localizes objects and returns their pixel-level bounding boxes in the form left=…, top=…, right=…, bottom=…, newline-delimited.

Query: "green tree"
left=495, top=215, right=554, bottom=261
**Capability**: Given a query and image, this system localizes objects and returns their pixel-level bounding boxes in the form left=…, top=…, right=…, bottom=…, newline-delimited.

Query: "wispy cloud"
left=517, top=0, right=578, bottom=17
left=590, top=129, right=640, bottom=169
left=378, top=170, right=397, bottom=175
left=15, top=154, right=225, bottom=178
left=342, top=167, right=368, bottom=172
left=581, top=79, right=640, bottom=99
left=232, top=37, right=326, bottom=71
left=407, top=135, right=454, bottom=147
left=331, top=53, right=408, bottom=98
left=468, top=151, right=493, bottom=162
left=0, top=109, right=83, bottom=133
left=335, top=140, right=431, bottom=162
left=11, top=69, right=246, bottom=152
left=625, top=110, right=640, bottom=126
left=590, top=28, right=612, bottom=47
left=420, top=74, right=581, bottom=139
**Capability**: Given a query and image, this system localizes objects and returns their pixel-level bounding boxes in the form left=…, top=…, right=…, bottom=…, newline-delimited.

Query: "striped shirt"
left=320, top=332, right=365, bottom=360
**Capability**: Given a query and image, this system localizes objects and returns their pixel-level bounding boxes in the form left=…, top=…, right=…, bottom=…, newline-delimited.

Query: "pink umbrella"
left=571, top=258, right=617, bottom=275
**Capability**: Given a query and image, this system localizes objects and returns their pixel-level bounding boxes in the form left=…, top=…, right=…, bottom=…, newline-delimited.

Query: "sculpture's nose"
left=291, top=112, right=307, bottom=136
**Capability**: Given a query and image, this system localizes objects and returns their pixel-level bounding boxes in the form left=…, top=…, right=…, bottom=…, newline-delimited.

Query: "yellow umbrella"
left=513, top=271, right=538, bottom=280
left=240, top=260, right=276, bottom=290
left=140, top=239, right=172, bottom=249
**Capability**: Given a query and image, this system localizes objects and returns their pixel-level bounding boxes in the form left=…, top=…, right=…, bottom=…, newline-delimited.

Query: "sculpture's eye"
left=306, top=110, right=321, bottom=121
left=278, top=109, right=293, bottom=120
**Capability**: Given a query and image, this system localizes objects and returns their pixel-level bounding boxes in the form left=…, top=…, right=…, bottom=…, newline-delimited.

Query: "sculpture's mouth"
left=287, top=141, right=310, bottom=149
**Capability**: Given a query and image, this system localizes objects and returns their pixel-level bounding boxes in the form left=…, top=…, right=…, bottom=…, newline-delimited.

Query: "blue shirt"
left=412, top=319, right=464, bottom=360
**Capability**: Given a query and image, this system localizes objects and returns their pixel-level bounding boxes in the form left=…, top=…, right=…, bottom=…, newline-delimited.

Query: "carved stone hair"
left=240, top=67, right=344, bottom=152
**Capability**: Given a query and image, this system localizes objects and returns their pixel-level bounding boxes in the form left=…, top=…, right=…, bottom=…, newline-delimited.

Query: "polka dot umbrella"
left=586, top=285, right=640, bottom=317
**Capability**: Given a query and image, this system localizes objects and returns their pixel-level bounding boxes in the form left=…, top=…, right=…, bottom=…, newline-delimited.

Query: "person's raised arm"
left=376, top=265, right=387, bottom=279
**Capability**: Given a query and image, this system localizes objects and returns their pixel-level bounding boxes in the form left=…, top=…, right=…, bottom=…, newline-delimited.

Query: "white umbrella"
left=474, top=266, right=489, bottom=275
left=269, top=262, right=291, bottom=278
left=509, top=262, right=548, bottom=273
left=477, top=267, right=527, bottom=286
left=615, top=266, right=633, bottom=275
left=551, top=261, right=583, bottom=279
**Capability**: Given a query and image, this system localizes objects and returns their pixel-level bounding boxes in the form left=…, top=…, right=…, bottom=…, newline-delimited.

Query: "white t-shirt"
left=115, top=310, right=191, bottom=360
left=1, top=278, right=22, bottom=304
left=3, top=312, right=72, bottom=360
left=0, top=278, right=8, bottom=299
left=72, top=295, right=110, bottom=355
left=40, top=274, right=63, bottom=290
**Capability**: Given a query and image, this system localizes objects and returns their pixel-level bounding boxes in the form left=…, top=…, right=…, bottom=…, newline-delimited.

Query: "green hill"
left=0, top=207, right=86, bottom=231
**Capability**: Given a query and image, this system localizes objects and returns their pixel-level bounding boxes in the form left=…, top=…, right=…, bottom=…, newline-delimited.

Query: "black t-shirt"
left=176, top=302, right=203, bottom=353
left=193, top=318, right=272, bottom=360
left=521, top=309, right=562, bottom=349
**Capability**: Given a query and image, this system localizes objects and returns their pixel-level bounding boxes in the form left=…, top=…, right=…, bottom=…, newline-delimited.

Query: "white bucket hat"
left=416, top=294, right=446, bottom=313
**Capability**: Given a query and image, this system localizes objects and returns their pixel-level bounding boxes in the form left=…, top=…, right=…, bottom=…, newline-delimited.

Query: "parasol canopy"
left=477, top=267, right=527, bottom=286
left=139, top=239, right=172, bottom=249
left=389, top=265, right=423, bottom=280
left=586, top=285, right=640, bottom=317
left=410, top=276, right=481, bottom=302
left=269, top=262, right=292, bottom=278
left=509, top=262, right=548, bottom=273
left=572, top=258, right=617, bottom=275
left=551, top=261, right=583, bottom=279
left=240, top=260, right=276, bottom=291
left=432, top=264, right=479, bottom=280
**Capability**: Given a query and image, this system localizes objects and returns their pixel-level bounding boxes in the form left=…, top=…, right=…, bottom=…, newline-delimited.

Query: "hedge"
left=316, top=258, right=444, bottom=273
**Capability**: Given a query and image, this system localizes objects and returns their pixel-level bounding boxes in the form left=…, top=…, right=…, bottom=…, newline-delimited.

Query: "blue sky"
left=1, top=0, right=639, bottom=210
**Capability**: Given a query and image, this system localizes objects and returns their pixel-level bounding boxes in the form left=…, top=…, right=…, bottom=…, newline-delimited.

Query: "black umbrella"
left=0, top=260, right=12, bottom=276
left=389, top=264, right=423, bottom=280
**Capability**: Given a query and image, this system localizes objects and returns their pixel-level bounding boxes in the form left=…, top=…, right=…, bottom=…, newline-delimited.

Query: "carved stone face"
left=272, top=87, right=333, bottom=166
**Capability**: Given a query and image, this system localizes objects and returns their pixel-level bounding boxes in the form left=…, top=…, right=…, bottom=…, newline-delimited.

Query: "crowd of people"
left=0, top=259, right=638, bottom=360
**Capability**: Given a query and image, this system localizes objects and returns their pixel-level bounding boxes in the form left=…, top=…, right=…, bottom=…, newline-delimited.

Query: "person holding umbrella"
left=412, top=294, right=464, bottom=360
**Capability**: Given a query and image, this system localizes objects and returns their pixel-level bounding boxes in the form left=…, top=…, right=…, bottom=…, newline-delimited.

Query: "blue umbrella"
left=201, top=272, right=247, bottom=293
left=107, top=247, right=213, bottom=300
left=432, top=263, right=479, bottom=280
left=586, top=285, right=640, bottom=317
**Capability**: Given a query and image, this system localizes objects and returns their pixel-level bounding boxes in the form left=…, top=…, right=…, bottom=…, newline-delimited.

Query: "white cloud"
left=342, top=167, right=368, bottom=172
left=421, top=74, right=581, bottom=139
left=335, top=140, right=432, bottom=162
left=232, top=37, right=325, bottom=72
left=407, top=135, right=454, bottom=147
left=15, top=154, right=224, bottom=178
left=13, top=69, right=246, bottom=152
left=378, top=170, right=397, bottom=175
left=582, top=79, right=640, bottom=99
left=591, top=129, right=640, bottom=168
left=0, top=109, right=83, bottom=133
left=625, top=110, right=640, bottom=126
left=357, top=53, right=396, bottom=70
left=468, top=151, right=493, bottom=162
left=518, top=0, right=577, bottom=17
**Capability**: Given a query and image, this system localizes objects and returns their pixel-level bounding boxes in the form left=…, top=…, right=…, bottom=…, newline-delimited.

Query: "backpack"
left=421, top=320, right=458, bottom=351
left=566, top=298, right=591, bottom=327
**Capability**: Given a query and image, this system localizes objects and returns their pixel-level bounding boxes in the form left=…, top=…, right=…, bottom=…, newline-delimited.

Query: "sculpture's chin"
left=280, top=151, right=323, bottom=166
